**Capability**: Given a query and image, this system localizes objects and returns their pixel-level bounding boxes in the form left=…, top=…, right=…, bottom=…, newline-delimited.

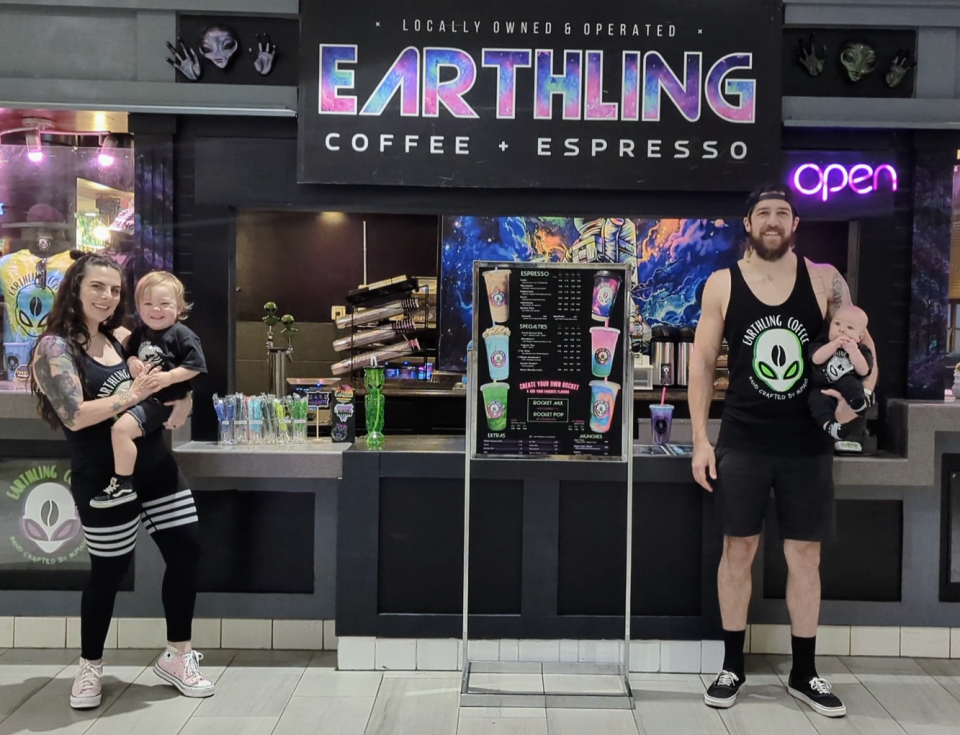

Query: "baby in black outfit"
left=808, top=305, right=873, bottom=440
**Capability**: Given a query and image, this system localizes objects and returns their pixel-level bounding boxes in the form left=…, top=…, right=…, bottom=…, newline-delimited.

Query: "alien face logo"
left=15, top=286, right=55, bottom=334
left=491, top=350, right=507, bottom=368
left=20, top=482, right=80, bottom=555
left=487, top=401, right=504, bottom=419
left=752, top=328, right=803, bottom=393
left=593, top=400, right=609, bottom=419
left=490, top=290, right=506, bottom=307
left=595, top=348, right=611, bottom=365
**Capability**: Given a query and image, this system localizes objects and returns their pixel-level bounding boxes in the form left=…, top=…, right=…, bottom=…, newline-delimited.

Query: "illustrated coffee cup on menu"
left=650, top=404, right=674, bottom=445
left=591, top=270, right=621, bottom=322
left=482, top=325, right=510, bottom=381
left=482, top=269, right=510, bottom=323
left=480, top=382, right=509, bottom=431
left=590, top=327, right=620, bottom=379
left=589, top=380, right=620, bottom=434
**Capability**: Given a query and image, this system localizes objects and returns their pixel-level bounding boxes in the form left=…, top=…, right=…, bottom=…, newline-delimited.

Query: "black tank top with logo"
left=61, top=332, right=166, bottom=473
left=718, top=256, right=832, bottom=456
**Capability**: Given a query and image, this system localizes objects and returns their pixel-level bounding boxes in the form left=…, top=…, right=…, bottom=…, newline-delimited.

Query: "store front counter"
left=335, top=400, right=960, bottom=650
left=1, top=393, right=958, bottom=647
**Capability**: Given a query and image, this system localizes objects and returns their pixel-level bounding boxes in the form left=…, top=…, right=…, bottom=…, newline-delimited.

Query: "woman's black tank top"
left=62, top=333, right=165, bottom=472
left=717, top=256, right=832, bottom=456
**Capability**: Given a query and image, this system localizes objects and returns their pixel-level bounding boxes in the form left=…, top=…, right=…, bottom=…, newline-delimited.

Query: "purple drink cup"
left=650, top=404, right=674, bottom=445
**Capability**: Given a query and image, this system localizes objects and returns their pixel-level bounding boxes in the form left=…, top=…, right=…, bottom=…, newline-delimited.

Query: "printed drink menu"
left=473, top=262, right=628, bottom=460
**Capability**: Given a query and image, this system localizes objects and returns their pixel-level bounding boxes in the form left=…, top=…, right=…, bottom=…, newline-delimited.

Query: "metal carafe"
left=675, top=327, right=695, bottom=386
left=651, top=326, right=677, bottom=387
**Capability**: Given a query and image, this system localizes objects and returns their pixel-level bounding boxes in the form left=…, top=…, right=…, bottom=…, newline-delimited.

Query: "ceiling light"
left=98, top=134, right=117, bottom=167
left=25, top=130, right=43, bottom=163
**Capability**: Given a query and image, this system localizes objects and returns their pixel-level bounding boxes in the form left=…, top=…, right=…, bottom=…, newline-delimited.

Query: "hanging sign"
left=298, top=0, right=783, bottom=190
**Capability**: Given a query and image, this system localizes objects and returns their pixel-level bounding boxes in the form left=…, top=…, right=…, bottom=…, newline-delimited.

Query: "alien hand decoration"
left=885, top=48, right=915, bottom=89
left=797, top=34, right=826, bottom=77
left=251, top=34, right=277, bottom=76
left=166, top=39, right=201, bottom=81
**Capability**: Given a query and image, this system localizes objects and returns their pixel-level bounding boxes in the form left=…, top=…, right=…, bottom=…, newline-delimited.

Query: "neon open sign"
left=791, top=163, right=898, bottom=202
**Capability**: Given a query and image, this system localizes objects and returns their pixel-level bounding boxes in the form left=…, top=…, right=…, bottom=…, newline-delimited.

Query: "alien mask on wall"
left=199, top=25, right=239, bottom=69
left=840, top=42, right=877, bottom=82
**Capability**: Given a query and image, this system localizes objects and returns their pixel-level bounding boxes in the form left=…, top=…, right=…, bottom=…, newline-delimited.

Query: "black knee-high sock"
left=791, top=635, right=818, bottom=682
left=722, top=629, right=746, bottom=678
left=81, top=552, right=134, bottom=660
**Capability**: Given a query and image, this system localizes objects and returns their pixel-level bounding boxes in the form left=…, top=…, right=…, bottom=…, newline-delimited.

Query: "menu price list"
left=474, top=263, right=627, bottom=460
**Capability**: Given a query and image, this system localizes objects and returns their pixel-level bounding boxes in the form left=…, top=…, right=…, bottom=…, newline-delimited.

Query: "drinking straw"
left=212, top=394, right=225, bottom=422
left=660, top=386, right=667, bottom=406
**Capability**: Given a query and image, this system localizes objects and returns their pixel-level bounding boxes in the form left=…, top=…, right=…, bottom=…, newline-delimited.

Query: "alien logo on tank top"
left=742, top=314, right=811, bottom=398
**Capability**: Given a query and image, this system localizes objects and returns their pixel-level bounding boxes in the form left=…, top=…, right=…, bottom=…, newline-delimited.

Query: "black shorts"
left=124, top=399, right=173, bottom=437
left=714, top=447, right=836, bottom=542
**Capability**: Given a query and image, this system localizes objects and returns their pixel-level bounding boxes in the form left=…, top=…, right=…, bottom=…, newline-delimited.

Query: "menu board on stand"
left=469, top=262, right=632, bottom=462
left=460, top=261, right=634, bottom=709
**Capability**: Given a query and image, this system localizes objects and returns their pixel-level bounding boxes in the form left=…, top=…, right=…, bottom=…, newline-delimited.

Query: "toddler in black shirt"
left=808, top=305, right=873, bottom=441
left=90, top=272, right=206, bottom=508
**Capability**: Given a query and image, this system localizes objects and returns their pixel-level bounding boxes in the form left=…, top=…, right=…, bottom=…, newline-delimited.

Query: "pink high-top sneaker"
left=71, top=658, right=103, bottom=709
left=153, top=648, right=215, bottom=697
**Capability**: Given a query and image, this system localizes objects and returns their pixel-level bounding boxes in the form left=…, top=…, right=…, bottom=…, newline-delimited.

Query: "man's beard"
left=747, top=229, right=794, bottom=262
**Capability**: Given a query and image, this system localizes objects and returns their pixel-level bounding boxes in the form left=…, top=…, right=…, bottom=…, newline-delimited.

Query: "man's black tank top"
left=61, top=332, right=165, bottom=473
left=717, top=256, right=832, bottom=456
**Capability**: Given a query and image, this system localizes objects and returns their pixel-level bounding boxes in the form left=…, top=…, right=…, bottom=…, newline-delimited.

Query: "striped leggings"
left=71, top=452, right=200, bottom=661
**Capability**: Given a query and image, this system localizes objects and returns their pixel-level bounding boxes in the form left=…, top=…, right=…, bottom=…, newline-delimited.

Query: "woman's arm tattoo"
left=34, top=337, right=84, bottom=428
left=111, top=390, right=134, bottom=412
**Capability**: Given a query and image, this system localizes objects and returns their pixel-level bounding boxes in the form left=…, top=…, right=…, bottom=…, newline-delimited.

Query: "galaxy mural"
left=439, top=216, right=742, bottom=372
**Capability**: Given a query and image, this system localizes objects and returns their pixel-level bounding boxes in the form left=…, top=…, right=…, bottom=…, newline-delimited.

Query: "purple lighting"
left=98, top=153, right=115, bottom=167
left=791, top=162, right=898, bottom=201
left=26, top=151, right=43, bottom=163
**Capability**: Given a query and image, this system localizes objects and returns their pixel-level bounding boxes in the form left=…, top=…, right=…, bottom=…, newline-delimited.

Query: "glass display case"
left=0, top=144, right=135, bottom=388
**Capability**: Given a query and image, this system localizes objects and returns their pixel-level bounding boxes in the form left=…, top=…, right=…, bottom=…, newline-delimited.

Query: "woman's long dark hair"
left=30, top=251, right=128, bottom=429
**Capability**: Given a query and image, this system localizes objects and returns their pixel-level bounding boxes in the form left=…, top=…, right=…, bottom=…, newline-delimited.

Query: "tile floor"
left=0, top=649, right=957, bottom=734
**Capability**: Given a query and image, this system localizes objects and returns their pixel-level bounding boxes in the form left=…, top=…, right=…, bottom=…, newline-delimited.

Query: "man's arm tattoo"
left=34, top=337, right=83, bottom=428
left=827, top=270, right=852, bottom=318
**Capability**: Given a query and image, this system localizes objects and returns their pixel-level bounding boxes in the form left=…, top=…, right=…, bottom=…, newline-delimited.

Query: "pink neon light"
left=27, top=151, right=43, bottom=163
left=790, top=162, right=898, bottom=201
left=98, top=153, right=115, bottom=167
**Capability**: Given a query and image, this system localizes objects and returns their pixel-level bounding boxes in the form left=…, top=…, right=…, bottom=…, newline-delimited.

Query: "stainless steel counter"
left=2, top=388, right=957, bottom=487
left=173, top=440, right=349, bottom=479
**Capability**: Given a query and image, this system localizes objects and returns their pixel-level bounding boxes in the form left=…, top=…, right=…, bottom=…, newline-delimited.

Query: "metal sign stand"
left=459, top=263, right=635, bottom=710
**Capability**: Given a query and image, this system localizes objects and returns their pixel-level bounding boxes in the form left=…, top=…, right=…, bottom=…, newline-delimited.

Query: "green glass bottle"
left=364, top=366, right=385, bottom=447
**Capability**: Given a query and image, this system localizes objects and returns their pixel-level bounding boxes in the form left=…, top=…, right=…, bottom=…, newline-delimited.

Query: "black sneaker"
left=788, top=676, right=846, bottom=718
left=90, top=478, right=138, bottom=509
left=704, top=670, right=744, bottom=708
